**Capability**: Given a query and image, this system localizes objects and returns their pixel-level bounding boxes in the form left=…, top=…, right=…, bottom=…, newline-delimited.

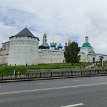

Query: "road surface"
left=0, top=76, right=107, bottom=107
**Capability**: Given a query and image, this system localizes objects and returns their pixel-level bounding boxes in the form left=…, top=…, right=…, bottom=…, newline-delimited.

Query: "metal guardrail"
left=0, top=68, right=107, bottom=80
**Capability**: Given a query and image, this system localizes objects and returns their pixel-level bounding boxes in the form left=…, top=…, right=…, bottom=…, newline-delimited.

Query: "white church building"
left=79, top=36, right=107, bottom=62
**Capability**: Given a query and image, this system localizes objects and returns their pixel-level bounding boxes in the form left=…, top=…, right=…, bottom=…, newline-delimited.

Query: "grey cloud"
left=0, top=0, right=107, bottom=53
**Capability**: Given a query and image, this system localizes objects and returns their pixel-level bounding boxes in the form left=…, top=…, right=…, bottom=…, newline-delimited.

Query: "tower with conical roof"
left=8, top=27, right=39, bottom=66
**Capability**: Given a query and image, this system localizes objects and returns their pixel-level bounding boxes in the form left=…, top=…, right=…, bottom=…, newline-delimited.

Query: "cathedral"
left=0, top=27, right=107, bottom=66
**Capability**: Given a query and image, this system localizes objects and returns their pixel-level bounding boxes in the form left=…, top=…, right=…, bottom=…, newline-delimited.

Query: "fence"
left=0, top=68, right=107, bottom=80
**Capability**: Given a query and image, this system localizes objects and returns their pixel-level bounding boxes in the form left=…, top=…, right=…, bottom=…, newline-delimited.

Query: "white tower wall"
left=8, top=36, right=39, bottom=66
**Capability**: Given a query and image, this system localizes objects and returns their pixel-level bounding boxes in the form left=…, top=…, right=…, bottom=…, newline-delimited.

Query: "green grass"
left=0, top=62, right=91, bottom=75
left=103, top=62, right=107, bottom=68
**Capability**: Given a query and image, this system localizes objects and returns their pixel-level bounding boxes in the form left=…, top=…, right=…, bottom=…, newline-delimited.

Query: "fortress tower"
left=8, top=27, right=39, bottom=66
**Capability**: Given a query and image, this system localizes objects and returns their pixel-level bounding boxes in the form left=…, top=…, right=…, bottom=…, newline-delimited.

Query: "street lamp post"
left=63, top=60, right=65, bottom=68
left=99, top=56, right=104, bottom=68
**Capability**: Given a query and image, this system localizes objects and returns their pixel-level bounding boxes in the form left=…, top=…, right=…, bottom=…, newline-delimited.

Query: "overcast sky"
left=0, top=0, right=107, bottom=54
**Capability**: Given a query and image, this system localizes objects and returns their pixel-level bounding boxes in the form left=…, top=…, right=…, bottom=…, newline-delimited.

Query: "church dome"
left=82, top=42, right=91, bottom=47
left=50, top=44, right=56, bottom=47
left=45, top=43, right=50, bottom=49
left=82, top=36, right=92, bottom=48
left=50, top=42, right=56, bottom=47
left=57, top=43, right=63, bottom=49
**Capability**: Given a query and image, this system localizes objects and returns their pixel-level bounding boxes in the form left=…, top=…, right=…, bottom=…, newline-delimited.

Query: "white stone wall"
left=87, top=54, right=96, bottom=62
left=95, top=54, right=107, bottom=62
left=79, top=52, right=107, bottom=63
left=2, top=41, right=10, bottom=50
left=103, top=55, right=107, bottom=61
left=38, top=49, right=64, bottom=64
left=80, top=47, right=94, bottom=55
left=79, top=54, right=87, bottom=62
left=8, top=36, right=39, bottom=66
left=79, top=47, right=95, bottom=62
left=0, top=55, right=8, bottom=65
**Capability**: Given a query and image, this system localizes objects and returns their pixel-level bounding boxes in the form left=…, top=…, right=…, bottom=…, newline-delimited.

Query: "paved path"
left=0, top=76, right=107, bottom=107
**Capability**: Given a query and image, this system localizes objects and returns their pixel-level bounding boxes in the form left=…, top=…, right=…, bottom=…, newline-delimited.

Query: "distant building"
left=0, top=41, right=10, bottom=65
left=79, top=36, right=107, bottom=62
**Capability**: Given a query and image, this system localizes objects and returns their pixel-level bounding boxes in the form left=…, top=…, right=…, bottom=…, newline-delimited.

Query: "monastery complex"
left=0, top=27, right=107, bottom=66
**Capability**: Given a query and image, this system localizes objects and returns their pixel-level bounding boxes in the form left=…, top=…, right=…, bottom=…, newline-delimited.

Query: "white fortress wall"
left=38, top=49, right=64, bottom=64
left=0, top=42, right=9, bottom=65
left=0, top=54, right=8, bottom=65
left=103, top=55, right=107, bottom=61
left=95, top=54, right=107, bottom=62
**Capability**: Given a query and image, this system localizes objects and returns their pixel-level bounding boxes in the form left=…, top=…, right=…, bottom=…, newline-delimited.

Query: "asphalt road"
left=0, top=76, right=107, bottom=107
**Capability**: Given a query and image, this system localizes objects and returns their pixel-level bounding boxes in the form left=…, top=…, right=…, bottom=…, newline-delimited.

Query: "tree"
left=64, top=42, right=80, bottom=64
left=39, top=45, right=47, bottom=49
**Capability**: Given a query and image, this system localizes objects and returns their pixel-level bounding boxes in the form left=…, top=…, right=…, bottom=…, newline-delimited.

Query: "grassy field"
left=102, top=62, right=107, bottom=68
left=0, top=62, right=91, bottom=75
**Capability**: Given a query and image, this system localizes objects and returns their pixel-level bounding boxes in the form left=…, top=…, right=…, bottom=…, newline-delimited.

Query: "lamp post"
left=93, top=57, right=95, bottom=66
left=63, top=60, right=65, bottom=68
left=99, top=56, right=104, bottom=68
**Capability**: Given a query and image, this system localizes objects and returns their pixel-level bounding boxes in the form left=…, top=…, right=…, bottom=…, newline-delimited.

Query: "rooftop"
left=9, top=27, right=39, bottom=40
